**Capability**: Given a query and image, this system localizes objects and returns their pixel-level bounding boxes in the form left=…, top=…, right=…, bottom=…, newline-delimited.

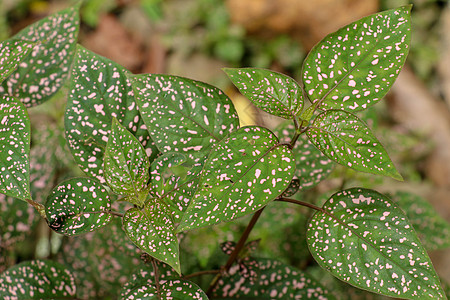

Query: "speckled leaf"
left=392, top=191, right=450, bottom=251
left=223, top=68, right=303, bottom=119
left=0, top=95, right=31, bottom=200
left=123, top=201, right=180, bottom=274
left=307, top=188, right=445, bottom=299
left=150, top=152, right=187, bottom=198
left=275, top=122, right=334, bottom=190
left=121, top=273, right=207, bottom=300
left=129, top=73, right=239, bottom=163
left=0, top=4, right=80, bottom=107
left=104, top=118, right=150, bottom=205
left=0, top=39, right=35, bottom=83
left=307, top=110, right=401, bottom=180
left=0, top=260, right=76, bottom=299
left=302, top=6, right=411, bottom=111
left=45, top=177, right=112, bottom=235
left=65, top=46, right=156, bottom=183
left=212, top=258, right=334, bottom=299
left=177, top=126, right=295, bottom=232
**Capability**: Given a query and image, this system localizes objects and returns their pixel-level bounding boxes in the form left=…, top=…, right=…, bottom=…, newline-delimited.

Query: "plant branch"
left=183, top=269, right=220, bottom=280
left=206, top=207, right=265, bottom=296
left=151, top=258, right=161, bottom=299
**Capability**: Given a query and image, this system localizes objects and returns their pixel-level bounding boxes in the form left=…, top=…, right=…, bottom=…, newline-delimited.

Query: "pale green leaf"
left=0, top=4, right=80, bottom=107
left=104, top=118, right=150, bottom=205
left=0, top=95, right=31, bottom=200
left=45, top=177, right=112, bottom=235
left=306, top=110, right=402, bottom=180
left=302, top=6, right=411, bottom=111
left=0, top=260, right=76, bottom=299
left=307, top=188, right=446, bottom=299
left=223, top=67, right=303, bottom=119
left=177, top=126, right=295, bottom=232
left=128, top=73, right=239, bottom=164
left=123, top=201, right=180, bottom=274
left=65, top=46, right=157, bottom=182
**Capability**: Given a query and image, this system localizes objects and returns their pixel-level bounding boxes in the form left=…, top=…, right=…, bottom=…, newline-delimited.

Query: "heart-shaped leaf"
left=177, top=126, right=295, bottom=232
left=0, top=95, right=31, bottom=200
left=274, top=122, right=334, bottom=190
left=392, top=191, right=450, bottom=251
left=0, top=39, right=35, bottom=83
left=104, top=118, right=150, bottom=205
left=128, top=73, right=239, bottom=163
left=212, top=258, right=334, bottom=299
left=302, top=6, right=411, bottom=111
left=65, top=46, right=157, bottom=183
left=0, top=4, right=80, bottom=107
left=123, top=201, right=180, bottom=274
left=307, top=109, right=402, bottom=180
left=223, top=67, right=303, bottom=119
left=45, top=177, right=112, bottom=235
left=0, top=260, right=76, bottom=299
left=307, top=188, right=446, bottom=299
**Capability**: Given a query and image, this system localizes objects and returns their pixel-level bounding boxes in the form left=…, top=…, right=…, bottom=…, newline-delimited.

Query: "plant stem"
left=151, top=258, right=161, bottom=299
left=206, top=207, right=265, bottom=296
left=290, top=117, right=302, bottom=148
left=183, top=269, right=220, bottom=280
left=276, top=197, right=325, bottom=213
left=109, top=210, right=124, bottom=218
left=26, top=198, right=46, bottom=219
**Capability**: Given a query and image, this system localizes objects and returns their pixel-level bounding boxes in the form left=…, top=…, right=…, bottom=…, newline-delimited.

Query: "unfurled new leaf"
left=0, top=95, right=31, bottom=200
left=212, top=258, right=334, bottom=299
left=45, top=177, right=112, bottom=235
left=302, top=6, right=411, bottom=111
left=123, top=201, right=180, bottom=274
left=0, top=39, right=35, bottom=83
left=224, top=68, right=303, bottom=119
left=65, top=46, right=156, bottom=182
left=307, top=188, right=445, bottom=299
left=177, top=126, right=295, bottom=232
left=0, top=4, right=80, bottom=107
left=0, top=260, right=76, bottom=299
left=129, top=73, right=239, bottom=163
left=307, top=110, right=401, bottom=180
left=104, top=118, right=150, bottom=205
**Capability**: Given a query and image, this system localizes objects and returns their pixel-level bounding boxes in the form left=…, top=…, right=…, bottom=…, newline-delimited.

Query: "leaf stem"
left=276, top=197, right=325, bottom=213
left=26, top=198, right=46, bottom=219
left=183, top=269, right=220, bottom=280
left=151, top=258, right=162, bottom=299
left=109, top=210, right=124, bottom=218
left=206, top=207, right=265, bottom=296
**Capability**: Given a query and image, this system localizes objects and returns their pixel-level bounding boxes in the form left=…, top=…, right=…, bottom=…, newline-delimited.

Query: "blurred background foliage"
left=1, top=0, right=450, bottom=299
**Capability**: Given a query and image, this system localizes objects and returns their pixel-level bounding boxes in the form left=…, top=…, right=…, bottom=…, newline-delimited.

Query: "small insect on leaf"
left=0, top=95, right=31, bottom=201
left=45, top=177, right=112, bottom=236
left=302, top=6, right=411, bottom=112
left=0, top=3, right=81, bottom=107
left=224, top=67, right=303, bottom=119
left=0, top=260, right=76, bottom=299
left=307, top=188, right=446, bottom=299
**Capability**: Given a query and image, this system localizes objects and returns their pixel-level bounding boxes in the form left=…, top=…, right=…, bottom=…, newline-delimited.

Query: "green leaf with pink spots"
left=211, top=258, right=334, bottom=299
left=128, top=73, right=239, bottom=164
left=0, top=39, right=35, bottom=84
left=45, top=177, right=112, bottom=236
left=223, top=68, right=303, bottom=119
left=0, top=95, right=31, bottom=201
left=177, top=126, right=295, bottom=232
left=302, top=6, right=411, bottom=111
left=65, top=46, right=157, bottom=183
left=307, top=188, right=445, bottom=299
left=306, top=110, right=402, bottom=180
left=0, top=260, right=76, bottom=299
left=0, top=4, right=80, bottom=107
left=123, top=200, right=180, bottom=274
left=103, top=118, right=150, bottom=206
